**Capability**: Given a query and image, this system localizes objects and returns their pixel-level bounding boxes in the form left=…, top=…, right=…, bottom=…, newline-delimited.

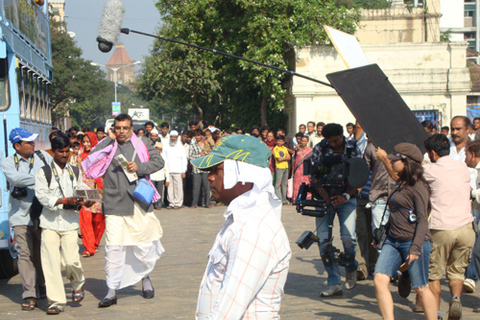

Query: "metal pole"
left=121, top=28, right=334, bottom=88
left=114, top=69, right=118, bottom=102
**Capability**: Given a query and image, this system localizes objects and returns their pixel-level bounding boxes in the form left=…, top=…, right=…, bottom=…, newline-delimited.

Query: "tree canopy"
left=138, top=0, right=360, bottom=131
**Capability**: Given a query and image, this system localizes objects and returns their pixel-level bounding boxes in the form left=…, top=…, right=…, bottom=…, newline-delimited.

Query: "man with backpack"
left=35, top=134, right=93, bottom=315
left=0, top=128, right=52, bottom=311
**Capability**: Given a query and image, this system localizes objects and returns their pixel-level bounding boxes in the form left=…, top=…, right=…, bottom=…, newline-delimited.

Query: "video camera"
left=296, top=156, right=369, bottom=218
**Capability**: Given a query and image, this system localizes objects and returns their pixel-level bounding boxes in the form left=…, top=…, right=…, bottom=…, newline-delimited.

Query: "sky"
left=64, top=0, right=162, bottom=66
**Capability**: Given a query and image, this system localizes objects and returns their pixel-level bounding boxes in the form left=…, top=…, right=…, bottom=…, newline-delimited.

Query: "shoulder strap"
left=41, top=165, right=52, bottom=187
left=34, top=151, right=48, bottom=166
left=380, top=182, right=403, bottom=226
left=71, top=166, right=80, bottom=180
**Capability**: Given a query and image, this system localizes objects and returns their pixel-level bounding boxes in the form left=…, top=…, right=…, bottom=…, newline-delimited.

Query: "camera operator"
left=35, top=134, right=93, bottom=315
left=0, top=128, right=52, bottom=311
left=311, top=123, right=362, bottom=297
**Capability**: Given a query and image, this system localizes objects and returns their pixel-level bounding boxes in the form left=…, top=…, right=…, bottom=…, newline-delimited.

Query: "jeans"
left=192, top=172, right=210, bottom=207
left=375, top=237, right=432, bottom=288
left=371, top=199, right=390, bottom=230
left=465, top=209, right=480, bottom=282
left=355, top=197, right=376, bottom=275
left=316, top=198, right=358, bottom=286
left=274, top=168, right=288, bottom=204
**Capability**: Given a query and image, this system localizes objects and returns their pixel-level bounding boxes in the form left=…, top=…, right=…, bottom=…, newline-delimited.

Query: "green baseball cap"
left=191, top=134, right=272, bottom=169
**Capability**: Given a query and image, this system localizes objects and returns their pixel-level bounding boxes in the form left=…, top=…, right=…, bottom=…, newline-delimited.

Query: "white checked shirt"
left=196, top=191, right=291, bottom=320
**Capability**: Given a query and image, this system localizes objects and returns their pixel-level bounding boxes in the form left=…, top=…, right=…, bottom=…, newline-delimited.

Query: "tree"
left=49, top=20, right=109, bottom=128
left=139, top=0, right=360, bottom=130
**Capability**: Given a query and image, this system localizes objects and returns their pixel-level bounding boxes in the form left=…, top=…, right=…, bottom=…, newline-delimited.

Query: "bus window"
left=0, top=59, right=10, bottom=110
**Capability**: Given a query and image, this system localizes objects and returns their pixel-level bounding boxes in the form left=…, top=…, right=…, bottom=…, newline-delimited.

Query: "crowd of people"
left=5, top=113, right=480, bottom=319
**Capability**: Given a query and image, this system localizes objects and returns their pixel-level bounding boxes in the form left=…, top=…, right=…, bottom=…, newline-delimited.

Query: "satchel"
left=373, top=224, right=388, bottom=250
left=133, top=178, right=156, bottom=204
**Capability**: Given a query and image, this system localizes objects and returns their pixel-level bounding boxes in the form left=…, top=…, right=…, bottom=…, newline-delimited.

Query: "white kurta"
left=104, top=202, right=164, bottom=289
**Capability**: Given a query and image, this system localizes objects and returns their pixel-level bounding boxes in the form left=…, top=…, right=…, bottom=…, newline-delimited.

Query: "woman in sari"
left=292, top=135, right=312, bottom=204
left=78, top=132, right=105, bottom=257
left=264, top=131, right=277, bottom=180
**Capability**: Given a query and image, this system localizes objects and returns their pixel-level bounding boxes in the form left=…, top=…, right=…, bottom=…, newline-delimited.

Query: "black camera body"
left=11, top=186, right=27, bottom=200
left=64, top=204, right=82, bottom=211
left=321, top=244, right=355, bottom=268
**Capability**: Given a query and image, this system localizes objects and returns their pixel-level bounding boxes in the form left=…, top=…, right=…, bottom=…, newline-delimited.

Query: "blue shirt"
left=0, top=150, right=52, bottom=227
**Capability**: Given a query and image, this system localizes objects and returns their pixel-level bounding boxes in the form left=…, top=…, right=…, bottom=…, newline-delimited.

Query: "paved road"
left=1, top=204, right=480, bottom=319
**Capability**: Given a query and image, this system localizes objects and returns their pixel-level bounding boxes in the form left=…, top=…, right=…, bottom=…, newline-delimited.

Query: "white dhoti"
left=104, top=202, right=165, bottom=289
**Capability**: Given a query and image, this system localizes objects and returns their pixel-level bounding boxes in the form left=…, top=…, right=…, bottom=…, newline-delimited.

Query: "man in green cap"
left=192, top=134, right=291, bottom=319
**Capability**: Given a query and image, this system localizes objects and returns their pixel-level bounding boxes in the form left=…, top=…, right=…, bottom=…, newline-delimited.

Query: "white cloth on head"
left=223, top=159, right=282, bottom=219
left=170, top=130, right=179, bottom=136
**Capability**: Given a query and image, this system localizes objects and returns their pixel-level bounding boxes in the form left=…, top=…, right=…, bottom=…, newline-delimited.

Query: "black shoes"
left=143, top=289, right=154, bottom=299
left=98, top=297, right=117, bottom=308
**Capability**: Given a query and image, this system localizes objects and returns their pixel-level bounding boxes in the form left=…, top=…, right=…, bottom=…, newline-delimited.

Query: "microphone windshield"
left=97, top=0, right=125, bottom=53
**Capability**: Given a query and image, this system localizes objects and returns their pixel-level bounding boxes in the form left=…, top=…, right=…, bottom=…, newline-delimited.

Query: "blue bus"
left=0, top=0, right=52, bottom=278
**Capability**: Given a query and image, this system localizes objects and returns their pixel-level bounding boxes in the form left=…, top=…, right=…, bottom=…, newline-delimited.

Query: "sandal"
left=82, top=252, right=92, bottom=257
left=72, top=287, right=84, bottom=304
left=46, top=306, right=62, bottom=315
left=21, top=297, right=36, bottom=311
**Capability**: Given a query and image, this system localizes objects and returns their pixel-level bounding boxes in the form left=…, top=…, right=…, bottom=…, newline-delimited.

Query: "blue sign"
left=112, top=102, right=121, bottom=116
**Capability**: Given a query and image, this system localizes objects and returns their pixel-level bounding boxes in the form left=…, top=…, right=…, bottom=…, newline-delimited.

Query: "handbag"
left=132, top=137, right=156, bottom=204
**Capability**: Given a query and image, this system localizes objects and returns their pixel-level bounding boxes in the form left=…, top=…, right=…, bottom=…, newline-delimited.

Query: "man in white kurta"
left=191, top=134, right=291, bottom=319
left=82, top=114, right=165, bottom=307
left=164, top=130, right=188, bottom=208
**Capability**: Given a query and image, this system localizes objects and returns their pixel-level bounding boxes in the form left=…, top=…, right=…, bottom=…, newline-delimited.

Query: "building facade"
left=287, top=2, right=471, bottom=134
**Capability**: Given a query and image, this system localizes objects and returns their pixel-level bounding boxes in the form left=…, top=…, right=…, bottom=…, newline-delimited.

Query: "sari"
left=78, top=132, right=105, bottom=256
left=292, top=146, right=312, bottom=204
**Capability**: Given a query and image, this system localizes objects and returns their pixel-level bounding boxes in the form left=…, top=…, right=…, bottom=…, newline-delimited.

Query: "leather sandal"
left=46, top=306, right=62, bottom=315
left=21, top=297, right=36, bottom=311
left=72, top=287, right=84, bottom=304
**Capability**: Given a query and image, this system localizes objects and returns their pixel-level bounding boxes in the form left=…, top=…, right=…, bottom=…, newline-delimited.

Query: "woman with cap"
left=374, top=143, right=436, bottom=320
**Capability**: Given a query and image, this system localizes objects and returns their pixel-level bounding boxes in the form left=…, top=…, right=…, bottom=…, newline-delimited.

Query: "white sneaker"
left=345, top=271, right=356, bottom=290
left=464, top=278, right=476, bottom=293
left=320, top=284, right=343, bottom=297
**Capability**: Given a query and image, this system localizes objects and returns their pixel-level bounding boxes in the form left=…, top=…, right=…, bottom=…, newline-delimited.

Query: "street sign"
left=112, top=102, right=121, bottom=116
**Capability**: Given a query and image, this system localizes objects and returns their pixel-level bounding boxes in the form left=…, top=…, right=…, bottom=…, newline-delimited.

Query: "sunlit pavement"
left=1, top=204, right=479, bottom=319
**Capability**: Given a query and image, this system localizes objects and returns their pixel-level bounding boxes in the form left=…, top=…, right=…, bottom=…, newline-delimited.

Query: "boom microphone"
left=97, top=0, right=125, bottom=53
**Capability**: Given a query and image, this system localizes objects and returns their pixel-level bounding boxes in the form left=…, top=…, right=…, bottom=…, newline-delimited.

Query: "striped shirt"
left=196, top=191, right=291, bottom=320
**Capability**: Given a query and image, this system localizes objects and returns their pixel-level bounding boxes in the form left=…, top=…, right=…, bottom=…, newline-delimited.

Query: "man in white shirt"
left=159, top=122, right=170, bottom=144
left=192, top=134, right=291, bottom=319
left=164, top=130, right=187, bottom=209
left=35, top=134, right=92, bottom=315
left=449, top=116, right=479, bottom=294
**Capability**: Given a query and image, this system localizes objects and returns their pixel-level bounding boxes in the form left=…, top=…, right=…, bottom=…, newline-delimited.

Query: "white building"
left=286, top=2, right=471, bottom=134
